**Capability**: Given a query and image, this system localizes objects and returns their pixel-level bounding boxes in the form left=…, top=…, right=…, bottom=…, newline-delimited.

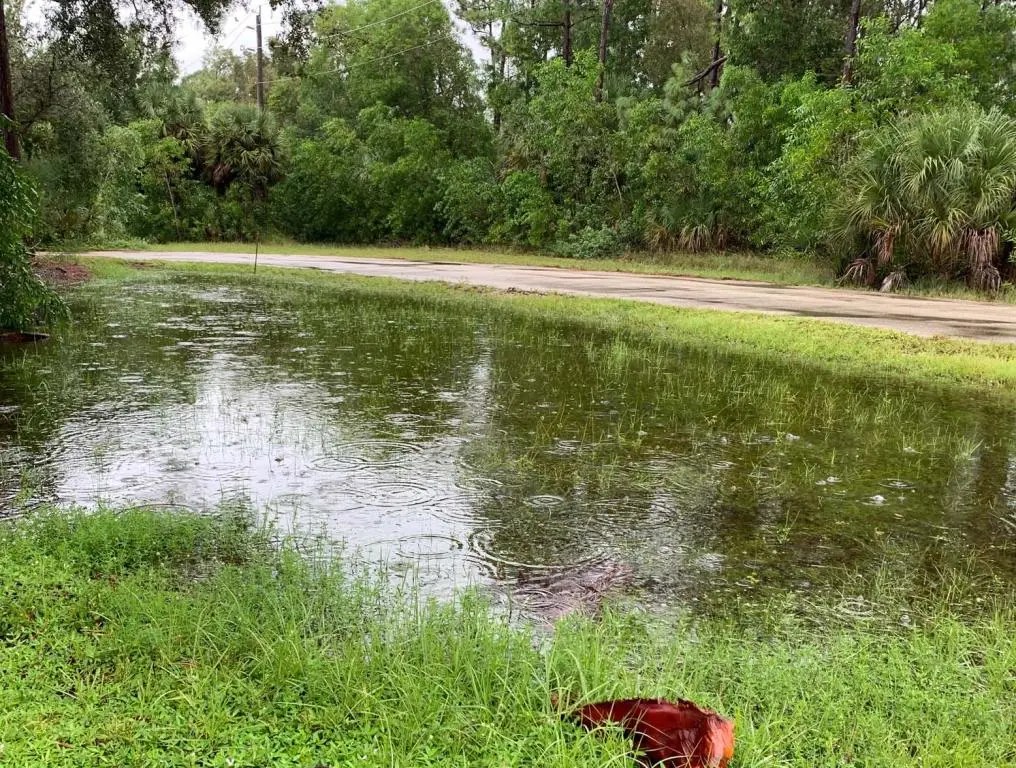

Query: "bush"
left=122, top=121, right=216, bottom=243
left=490, top=170, right=558, bottom=248
left=359, top=108, right=449, bottom=242
left=756, top=79, right=872, bottom=252
left=272, top=120, right=374, bottom=242
left=836, top=106, right=1016, bottom=291
left=0, top=148, right=68, bottom=330
left=855, top=0, right=1016, bottom=117
left=554, top=226, right=623, bottom=260
left=437, top=158, right=500, bottom=244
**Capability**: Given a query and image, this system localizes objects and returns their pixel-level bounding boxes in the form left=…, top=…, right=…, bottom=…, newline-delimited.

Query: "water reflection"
left=0, top=275, right=1013, bottom=613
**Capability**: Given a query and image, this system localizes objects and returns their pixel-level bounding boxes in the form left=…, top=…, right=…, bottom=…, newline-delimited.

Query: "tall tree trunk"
left=709, top=0, right=723, bottom=89
left=489, top=19, right=503, bottom=130
left=841, top=0, right=862, bottom=84
left=563, top=0, right=573, bottom=67
left=594, top=0, right=614, bottom=102
left=0, top=0, right=20, bottom=160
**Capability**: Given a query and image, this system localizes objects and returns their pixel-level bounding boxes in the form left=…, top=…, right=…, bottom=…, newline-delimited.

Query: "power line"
left=218, top=10, right=258, bottom=49
left=246, top=0, right=456, bottom=90
left=346, top=32, right=454, bottom=69
left=255, top=32, right=454, bottom=86
left=216, top=9, right=282, bottom=51
left=316, top=0, right=444, bottom=42
left=220, top=0, right=442, bottom=57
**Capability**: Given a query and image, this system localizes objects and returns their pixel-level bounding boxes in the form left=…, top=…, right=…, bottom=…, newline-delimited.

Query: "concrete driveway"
left=88, top=250, right=1016, bottom=344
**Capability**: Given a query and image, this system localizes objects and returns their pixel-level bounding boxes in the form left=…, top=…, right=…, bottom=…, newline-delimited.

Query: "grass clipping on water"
left=1, top=509, right=1013, bottom=767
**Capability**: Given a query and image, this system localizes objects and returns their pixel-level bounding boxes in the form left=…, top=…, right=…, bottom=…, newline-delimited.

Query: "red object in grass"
left=564, top=697, right=735, bottom=767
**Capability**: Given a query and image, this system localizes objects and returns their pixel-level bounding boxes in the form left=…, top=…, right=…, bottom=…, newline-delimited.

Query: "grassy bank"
left=1, top=508, right=1013, bottom=767
left=82, top=258, right=1016, bottom=397
left=126, top=241, right=1016, bottom=303
left=131, top=241, right=837, bottom=286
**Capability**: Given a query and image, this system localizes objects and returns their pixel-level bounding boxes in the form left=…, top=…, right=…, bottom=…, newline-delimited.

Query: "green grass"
left=117, top=240, right=837, bottom=286
left=81, top=258, right=1016, bottom=397
left=1, top=508, right=1013, bottom=767
left=98, top=240, right=1016, bottom=302
left=902, top=275, right=1016, bottom=303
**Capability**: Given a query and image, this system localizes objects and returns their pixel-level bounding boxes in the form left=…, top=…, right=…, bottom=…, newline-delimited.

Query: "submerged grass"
left=82, top=258, right=1016, bottom=397
left=1, top=508, right=1013, bottom=767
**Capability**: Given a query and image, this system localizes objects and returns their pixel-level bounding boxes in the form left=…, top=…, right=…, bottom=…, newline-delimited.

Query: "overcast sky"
left=174, top=1, right=486, bottom=75
left=18, top=0, right=485, bottom=76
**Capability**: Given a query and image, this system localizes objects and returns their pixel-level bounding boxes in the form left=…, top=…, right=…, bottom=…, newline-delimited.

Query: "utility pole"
left=0, top=0, right=20, bottom=159
left=255, top=11, right=265, bottom=114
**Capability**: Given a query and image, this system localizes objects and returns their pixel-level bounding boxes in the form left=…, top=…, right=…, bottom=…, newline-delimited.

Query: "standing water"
left=1, top=273, right=1014, bottom=616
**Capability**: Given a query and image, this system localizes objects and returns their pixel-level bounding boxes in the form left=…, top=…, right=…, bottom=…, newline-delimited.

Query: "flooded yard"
left=2, top=272, right=1014, bottom=616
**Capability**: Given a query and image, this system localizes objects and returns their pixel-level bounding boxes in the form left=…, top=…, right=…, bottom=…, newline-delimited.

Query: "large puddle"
left=1, top=274, right=1014, bottom=615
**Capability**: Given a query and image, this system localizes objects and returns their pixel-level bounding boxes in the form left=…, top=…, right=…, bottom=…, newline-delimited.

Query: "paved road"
left=89, top=250, right=1016, bottom=344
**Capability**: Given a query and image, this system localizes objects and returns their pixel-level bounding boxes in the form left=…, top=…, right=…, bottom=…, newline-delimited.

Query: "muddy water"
left=1, top=274, right=1014, bottom=614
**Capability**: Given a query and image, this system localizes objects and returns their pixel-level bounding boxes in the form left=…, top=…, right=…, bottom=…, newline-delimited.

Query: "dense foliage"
left=6, top=0, right=1016, bottom=290
left=838, top=108, right=1016, bottom=291
left=0, top=145, right=65, bottom=330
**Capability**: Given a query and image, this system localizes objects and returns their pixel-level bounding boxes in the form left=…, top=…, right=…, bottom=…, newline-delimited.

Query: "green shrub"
left=272, top=120, right=375, bottom=242
left=0, top=148, right=68, bottom=330
left=837, top=106, right=1016, bottom=290
left=491, top=170, right=558, bottom=248
left=555, top=226, right=623, bottom=260
left=437, top=158, right=500, bottom=244
left=359, top=107, right=449, bottom=242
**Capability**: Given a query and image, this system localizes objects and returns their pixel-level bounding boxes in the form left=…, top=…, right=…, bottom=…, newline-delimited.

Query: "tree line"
left=2, top=0, right=1016, bottom=296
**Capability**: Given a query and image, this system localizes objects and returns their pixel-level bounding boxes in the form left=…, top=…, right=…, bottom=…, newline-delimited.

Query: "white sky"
left=20, top=0, right=486, bottom=76
left=175, top=4, right=283, bottom=74
left=174, top=1, right=486, bottom=75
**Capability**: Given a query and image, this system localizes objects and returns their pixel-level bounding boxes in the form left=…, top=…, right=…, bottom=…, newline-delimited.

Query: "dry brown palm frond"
left=970, top=263, right=1002, bottom=292
left=966, top=227, right=1001, bottom=270
left=677, top=224, right=711, bottom=252
left=841, top=257, right=876, bottom=286
left=966, top=227, right=1003, bottom=292
left=713, top=226, right=729, bottom=251
left=644, top=222, right=676, bottom=253
left=874, top=225, right=898, bottom=269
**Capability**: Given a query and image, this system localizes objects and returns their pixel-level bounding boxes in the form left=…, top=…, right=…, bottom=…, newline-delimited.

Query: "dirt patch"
left=0, top=331, right=50, bottom=344
left=506, top=560, right=635, bottom=624
left=32, top=256, right=92, bottom=286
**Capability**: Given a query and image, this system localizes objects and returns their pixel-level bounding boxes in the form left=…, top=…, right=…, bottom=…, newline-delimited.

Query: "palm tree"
left=839, top=107, right=1016, bottom=291
left=200, top=103, right=283, bottom=200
